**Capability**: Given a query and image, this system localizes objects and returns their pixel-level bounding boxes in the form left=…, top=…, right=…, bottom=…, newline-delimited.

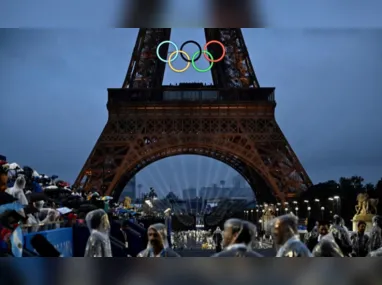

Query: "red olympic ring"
left=203, top=40, right=226, bottom=63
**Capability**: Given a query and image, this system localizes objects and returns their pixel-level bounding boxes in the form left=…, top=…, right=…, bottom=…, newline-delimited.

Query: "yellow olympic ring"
left=168, top=50, right=190, bottom=73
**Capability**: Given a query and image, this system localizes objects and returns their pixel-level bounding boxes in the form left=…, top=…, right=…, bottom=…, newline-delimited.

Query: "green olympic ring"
left=191, top=50, right=214, bottom=73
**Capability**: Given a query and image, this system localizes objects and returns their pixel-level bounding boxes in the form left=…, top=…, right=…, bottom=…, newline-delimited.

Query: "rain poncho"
left=137, top=223, right=180, bottom=257
left=350, top=225, right=369, bottom=257
left=271, top=214, right=313, bottom=257
left=41, top=209, right=60, bottom=224
left=212, top=219, right=263, bottom=257
left=34, top=202, right=60, bottom=224
left=6, top=176, right=28, bottom=206
left=84, top=209, right=112, bottom=257
left=368, top=216, right=382, bottom=252
left=28, top=200, right=45, bottom=224
left=368, top=246, right=382, bottom=257
left=212, top=226, right=223, bottom=249
left=329, top=215, right=352, bottom=255
left=312, top=232, right=344, bottom=257
left=5, top=176, right=28, bottom=219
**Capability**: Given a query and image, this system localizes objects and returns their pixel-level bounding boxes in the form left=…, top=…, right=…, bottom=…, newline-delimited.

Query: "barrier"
left=24, top=227, right=73, bottom=257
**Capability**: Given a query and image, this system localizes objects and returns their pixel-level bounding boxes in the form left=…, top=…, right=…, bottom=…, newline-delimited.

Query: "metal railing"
left=20, top=221, right=66, bottom=234
left=108, top=87, right=276, bottom=104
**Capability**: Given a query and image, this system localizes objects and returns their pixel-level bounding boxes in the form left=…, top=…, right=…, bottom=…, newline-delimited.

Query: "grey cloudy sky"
left=1, top=28, right=381, bottom=197
left=0, top=2, right=382, bottom=196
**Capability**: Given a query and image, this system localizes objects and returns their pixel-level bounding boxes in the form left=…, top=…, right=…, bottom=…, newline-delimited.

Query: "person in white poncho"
left=6, top=176, right=28, bottom=207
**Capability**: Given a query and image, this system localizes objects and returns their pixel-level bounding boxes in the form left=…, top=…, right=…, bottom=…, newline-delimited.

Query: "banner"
left=24, top=227, right=73, bottom=257
left=11, top=226, right=24, bottom=257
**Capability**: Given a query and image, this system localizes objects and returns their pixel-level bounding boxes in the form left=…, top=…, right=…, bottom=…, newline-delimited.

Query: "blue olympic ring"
left=156, top=40, right=179, bottom=63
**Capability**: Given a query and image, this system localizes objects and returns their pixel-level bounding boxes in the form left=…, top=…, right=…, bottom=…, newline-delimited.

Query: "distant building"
left=227, top=187, right=254, bottom=200
left=199, top=185, right=230, bottom=199
left=199, top=184, right=254, bottom=201
left=182, top=188, right=197, bottom=200
left=232, top=174, right=246, bottom=189
left=120, top=176, right=136, bottom=201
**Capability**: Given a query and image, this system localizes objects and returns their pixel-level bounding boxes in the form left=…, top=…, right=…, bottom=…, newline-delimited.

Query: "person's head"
left=147, top=223, right=167, bottom=249
left=121, top=220, right=129, bottom=230
left=0, top=165, right=8, bottom=192
left=272, top=214, right=298, bottom=245
left=318, top=220, right=330, bottom=236
left=372, top=215, right=382, bottom=228
left=222, top=218, right=255, bottom=247
left=46, top=209, right=60, bottom=222
left=34, top=200, right=45, bottom=210
left=86, top=209, right=110, bottom=233
left=333, top=215, right=341, bottom=225
left=164, top=208, right=171, bottom=216
left=358, top=221, right=366, bottom=233
left=14, top=175, right=26, bottom=189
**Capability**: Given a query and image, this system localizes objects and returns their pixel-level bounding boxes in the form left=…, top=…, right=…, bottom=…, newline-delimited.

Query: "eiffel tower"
left=73, top=28, right=312, bottom=203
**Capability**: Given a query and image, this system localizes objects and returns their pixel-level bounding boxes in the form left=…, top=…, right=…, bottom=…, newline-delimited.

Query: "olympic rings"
left=203, top=40, right=226, bottom=63
left=156, top=40, right=179, bottom=63
left=156, top=40, right=225, bottom=73
left=192, top=51, right=214, bottom=73
left=180, top=40, right=202, bottom=63
left=168, top=50, right=191, bottom=73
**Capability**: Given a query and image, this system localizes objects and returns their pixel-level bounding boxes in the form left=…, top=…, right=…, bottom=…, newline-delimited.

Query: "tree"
left=148, top=187, right=157, bottom=199
left=376, top=178, right=382, bottom=192
left=166, top=191, right=178, bottom=202
left=374, top=178, right=382, bottom=213
left=350, top=176, right=364, bottom=190
left=299, top=176, right=373, bottom=227
left=365, top=183, right=375, bottom=192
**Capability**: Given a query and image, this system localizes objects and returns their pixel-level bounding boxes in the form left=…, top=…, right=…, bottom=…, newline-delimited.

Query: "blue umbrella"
left=117, top=208, right=129, bottom=213
left=0, top=202, right=25, bottom=215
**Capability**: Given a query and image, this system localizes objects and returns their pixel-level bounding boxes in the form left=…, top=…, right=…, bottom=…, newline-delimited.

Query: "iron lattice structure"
left=74, top=28, right=312, bottom=203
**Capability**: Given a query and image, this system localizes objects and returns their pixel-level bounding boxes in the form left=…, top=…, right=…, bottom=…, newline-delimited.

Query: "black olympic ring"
left=179, top=40, right=202, bottom=63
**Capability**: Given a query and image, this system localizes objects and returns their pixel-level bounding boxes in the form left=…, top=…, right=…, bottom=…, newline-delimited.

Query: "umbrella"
left=44, top=185, right=59, bottom=190
left=78, top=204, right=98, bottom=213
left=23, top=204, right=40, bottom=215
left=60, top=197, right=83, bottom=209
left=64, top=195, right=81, bottom=201
left=0, top=202, right=25, bottom=215
left=56, top=207, right=72, bottom=215
left=44, top=187, right=71, bottom=194
left=23, top=166, right=34, bottom=178
left=0, top=192, right=17, bottom=206
left=26, top=192, right=52, bottom=203
left=117, top=208, right=129, bottom=213
left=102, top=196, right=113, bottom=201
left=56, top=180, right=70, bottom=188
left=0, top=210, right=25, bottom=228
left=7, top=163, right=21, bottom=170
